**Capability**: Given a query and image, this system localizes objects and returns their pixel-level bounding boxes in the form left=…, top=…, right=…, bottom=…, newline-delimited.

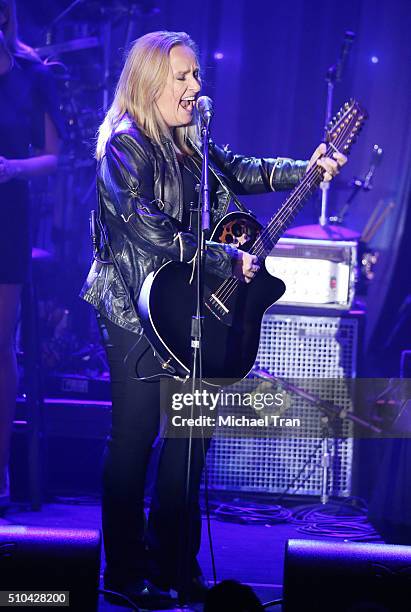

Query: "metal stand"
left=19, top=263, right=48, bottom=511
left=320, top=424, right=333, bottom=505
left=319, top=73, right=334, bottom=227
left=179, top=118, right=212, bottom=605
left=319, top=31, right=355, bottom=227
left=331, top=144, right=383, bottom=225
left=252, top=367, right=380, bottom=503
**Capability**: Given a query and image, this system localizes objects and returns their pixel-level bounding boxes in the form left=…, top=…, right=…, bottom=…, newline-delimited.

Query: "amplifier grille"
left=206, top=313, right=358, bottom=497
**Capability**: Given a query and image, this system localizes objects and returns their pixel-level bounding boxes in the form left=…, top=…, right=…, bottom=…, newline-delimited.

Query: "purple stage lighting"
left=371, top=55, right=379, bottom=64
left=213, top=51, right=224, bottom=60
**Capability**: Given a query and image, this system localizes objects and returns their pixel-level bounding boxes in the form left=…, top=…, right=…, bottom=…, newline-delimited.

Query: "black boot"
left=104, top=577, right=174, bottom=610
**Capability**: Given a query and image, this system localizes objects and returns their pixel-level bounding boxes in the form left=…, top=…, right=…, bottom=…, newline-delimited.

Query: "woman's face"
left=156, top=44, right=201, bottom=128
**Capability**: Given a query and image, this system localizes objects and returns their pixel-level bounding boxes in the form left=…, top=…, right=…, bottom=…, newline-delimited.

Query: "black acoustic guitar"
left=138, top=100, right=367, bottom=383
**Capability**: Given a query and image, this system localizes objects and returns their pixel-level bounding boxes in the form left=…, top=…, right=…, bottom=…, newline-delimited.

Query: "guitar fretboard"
left=251, top=159, right=326, bottom=260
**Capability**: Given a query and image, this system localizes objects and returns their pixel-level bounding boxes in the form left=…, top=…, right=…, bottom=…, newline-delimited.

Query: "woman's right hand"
left=232, top=250, right=260, bottom=283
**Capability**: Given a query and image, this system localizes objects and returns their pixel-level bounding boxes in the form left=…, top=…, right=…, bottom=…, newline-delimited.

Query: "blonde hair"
left=96, top=31, right=201, bottom=160
left=1, top=0, right=40, bottom=61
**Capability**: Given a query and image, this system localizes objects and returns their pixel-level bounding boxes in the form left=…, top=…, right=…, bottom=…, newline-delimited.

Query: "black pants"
left=97, top=314, right=210, bottom=588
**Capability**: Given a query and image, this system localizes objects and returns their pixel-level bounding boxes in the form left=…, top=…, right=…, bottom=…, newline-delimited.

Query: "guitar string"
left=211, top=159, right=325, bottom=302
left=185, top=108, right=355, bottom=306
left=211, top=109, right=362, bottom=306
left=252, top=114, right=359, bottom=253
left=212, top=162, right=323, bottom=304
left=253, top=107, right=362, bottom=246
left=213, top=112, right=361, bottom=304
left=212, top=116, right=357, bottom=304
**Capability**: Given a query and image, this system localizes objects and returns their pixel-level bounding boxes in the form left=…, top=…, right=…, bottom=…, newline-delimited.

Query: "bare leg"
left=0, top=284, right=21, bottom=492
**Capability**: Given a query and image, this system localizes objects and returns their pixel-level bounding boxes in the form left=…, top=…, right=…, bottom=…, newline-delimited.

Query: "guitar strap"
left=186, top=136, right=254, bottom=218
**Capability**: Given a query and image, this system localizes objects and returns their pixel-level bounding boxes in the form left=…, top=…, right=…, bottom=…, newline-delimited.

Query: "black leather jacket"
left=80, top=115, right=308, bottom=333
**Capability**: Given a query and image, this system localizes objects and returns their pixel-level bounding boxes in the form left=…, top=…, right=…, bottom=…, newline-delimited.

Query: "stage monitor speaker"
left=0, top=526, right=101, bottom=610
left=283, top=538, right=411, bottom=611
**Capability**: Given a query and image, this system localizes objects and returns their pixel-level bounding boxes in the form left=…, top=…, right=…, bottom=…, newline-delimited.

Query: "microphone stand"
left=331, top=145, right=383, bottom=225
left=178, top=117, right=211, bottom=606
left=318, top=65, right=335, bottom=227
left=251, top=367, right=382, bottom=504
left=319, top=31, right=355, bottom=227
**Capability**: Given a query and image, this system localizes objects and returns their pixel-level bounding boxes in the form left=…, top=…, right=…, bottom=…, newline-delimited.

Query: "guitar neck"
left=247, top=98, right=367, bottom=262
left=251, top=157, right=326, bottom=260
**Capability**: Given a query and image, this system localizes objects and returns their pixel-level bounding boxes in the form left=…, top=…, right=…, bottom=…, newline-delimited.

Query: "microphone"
left=196, top=96, right=214, bottom=127
left=335, top=30, right=356, bottom=82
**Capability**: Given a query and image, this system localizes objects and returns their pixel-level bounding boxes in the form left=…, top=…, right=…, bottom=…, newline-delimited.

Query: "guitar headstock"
left=326, top=99, right=367, bottom=155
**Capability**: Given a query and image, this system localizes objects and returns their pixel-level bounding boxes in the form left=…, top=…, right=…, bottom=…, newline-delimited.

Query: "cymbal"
left=284, top=224, right=360, bottom=241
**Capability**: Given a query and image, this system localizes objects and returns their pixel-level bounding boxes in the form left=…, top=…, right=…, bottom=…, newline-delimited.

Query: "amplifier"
left=265, top=238, right=357, bottom=309
left=11, top=399, right=111, bottom=499
left=206, top=312, right=360, bottom=497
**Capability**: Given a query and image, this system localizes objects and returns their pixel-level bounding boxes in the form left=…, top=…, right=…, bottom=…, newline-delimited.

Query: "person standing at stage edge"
left=0, top=0, right=62, bottom=509
left=80, top=30, right=346, bottom=609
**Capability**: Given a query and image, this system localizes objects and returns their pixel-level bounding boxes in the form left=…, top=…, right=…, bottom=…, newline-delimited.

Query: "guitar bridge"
left=205, top=294, right=233, bottom=326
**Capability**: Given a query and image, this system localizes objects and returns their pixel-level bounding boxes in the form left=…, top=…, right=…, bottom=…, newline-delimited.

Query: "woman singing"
left=81, top=30, right=344, bottom=609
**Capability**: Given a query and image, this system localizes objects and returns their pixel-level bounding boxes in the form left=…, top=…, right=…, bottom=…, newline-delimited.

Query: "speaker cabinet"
left=283, top=538, right=411, bottom=611
left=206, top=312, right=360, bottom=496
left=0, top=526, right=101, bottom=610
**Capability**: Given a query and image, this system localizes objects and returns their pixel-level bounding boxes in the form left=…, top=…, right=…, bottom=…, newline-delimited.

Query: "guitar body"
left=138, top=253, right=285, bottom=383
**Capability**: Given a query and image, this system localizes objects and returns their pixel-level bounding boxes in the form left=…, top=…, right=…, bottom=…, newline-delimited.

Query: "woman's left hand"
left=307, top=143, right=347, bottom=182
left=0, top=157, right=17, bottom=183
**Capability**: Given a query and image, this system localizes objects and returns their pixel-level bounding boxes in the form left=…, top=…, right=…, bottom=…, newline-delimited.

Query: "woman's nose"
left=190, top=78, right=201, bottom=93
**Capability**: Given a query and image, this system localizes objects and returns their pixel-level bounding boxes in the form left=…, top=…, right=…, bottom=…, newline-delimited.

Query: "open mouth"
left=180, top=96, right=196, bottom=112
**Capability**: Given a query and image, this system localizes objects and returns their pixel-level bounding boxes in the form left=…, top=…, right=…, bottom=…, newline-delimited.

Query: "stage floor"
left=1, top=497, right=381, bottom=611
